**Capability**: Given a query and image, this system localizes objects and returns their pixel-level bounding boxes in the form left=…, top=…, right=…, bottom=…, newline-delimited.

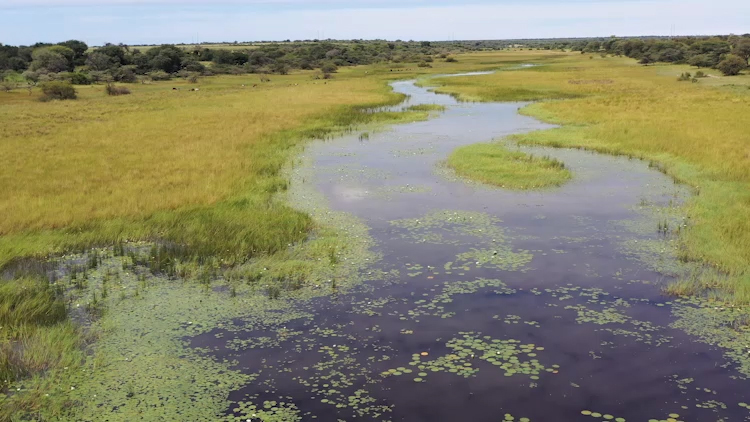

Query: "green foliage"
left=30, top=48, right=69, bottom=73
left=716, top=54, right=747, bottom=76
left=85, top=51, right=116, bottom=71
left=39, top=81, right=76, bottom=101
left=147, top=70, right=171, bottom=81
left=70, top=72, right=92, bottom=85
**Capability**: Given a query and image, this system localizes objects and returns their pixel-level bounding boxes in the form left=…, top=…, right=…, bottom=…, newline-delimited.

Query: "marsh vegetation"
left=2, top=42, right=750, bottom=420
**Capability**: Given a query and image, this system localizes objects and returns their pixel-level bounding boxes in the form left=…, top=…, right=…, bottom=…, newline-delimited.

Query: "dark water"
left=192, top=77, right=750, bottom=421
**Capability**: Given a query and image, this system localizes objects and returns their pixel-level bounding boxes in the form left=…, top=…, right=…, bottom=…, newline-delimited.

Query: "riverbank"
left=424, top=55, right=750, bottom=304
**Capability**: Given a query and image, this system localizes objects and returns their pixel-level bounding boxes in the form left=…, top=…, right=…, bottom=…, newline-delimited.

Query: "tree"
left=58, top=40, right=88, bottom=65
left=716, top=54, right=747, bottom=76
left=688, top=53, right=716, bottom=68
left=97, top=44, right=128, bottom=66
left=30, top=48, right=70, bottom=73
left=146, top=45, right=185, bottom=73
left=733, top=39, right=750, bottom=64
left=86, top=51, right=116, bottom=71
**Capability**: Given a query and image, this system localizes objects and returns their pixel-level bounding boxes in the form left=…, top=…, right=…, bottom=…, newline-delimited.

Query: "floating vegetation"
left=384, top=333, right=556, bottom=382
left=403, top=278, right=516, bottom=320
left=671, top=301, right=750, bottom=377
left=580, top=410, right=626, bottom=421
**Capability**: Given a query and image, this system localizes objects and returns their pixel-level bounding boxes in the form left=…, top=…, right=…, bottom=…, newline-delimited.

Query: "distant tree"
left=30, top=48, right=70, bottom=73
left=97, top=44, right=128, bottom=66
left=57, top=40, right=88, bottom=65
left=687, top=53, right=715, bottom=68
left=86, top=51, right=116, bottom=71
left=181, top=57, right=206, bottom=72
left=638, top=55, right=654, bottom=65
left=733, top=39, right=750, bottom=64
left=271, top=61, right=290, bottom=75
left=716, top=54, right=747, bottom=76
left=146, top=45, right=185, bottom=73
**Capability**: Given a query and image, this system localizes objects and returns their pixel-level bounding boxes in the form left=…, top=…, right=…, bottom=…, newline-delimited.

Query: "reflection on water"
left=193, top=77, right=750, bottom=421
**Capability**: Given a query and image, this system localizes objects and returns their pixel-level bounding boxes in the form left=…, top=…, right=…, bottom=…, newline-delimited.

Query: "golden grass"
left=0, top=50, right=561, bottom=267
left=429, top=54, right=750, bottom=303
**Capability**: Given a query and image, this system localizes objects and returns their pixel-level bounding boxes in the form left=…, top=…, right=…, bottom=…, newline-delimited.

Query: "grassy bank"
left=446, top=142, right=571, bottom=189
left=427, top=55, right=750, bottom=303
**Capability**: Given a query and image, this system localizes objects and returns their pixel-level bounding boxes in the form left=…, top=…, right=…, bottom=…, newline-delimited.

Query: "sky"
left=0, top=0, right=748, bottom=46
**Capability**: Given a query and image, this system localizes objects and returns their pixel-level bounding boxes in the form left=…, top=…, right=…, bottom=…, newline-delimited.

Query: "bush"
left=148, top=70, right=171, bottom=81
left=417, top=61, right=432, bottom=68
left=112, top=66, right=137, bottom=83
left=187, top=73, right=200, bottom=84
left=717, top=55, right=747, bottom=76
left=695, top=70, right=706, bottom=78
left=320, top=62, right=338, bottom=73
left=39, top=81, right=76, bottom=101
left=445, top=57, right=458, bottom=63
left=105, top=83, right=131, bottom=96
left=70, top=72, right=92, bottom=85
left=677, top=72, right=692, bottom=81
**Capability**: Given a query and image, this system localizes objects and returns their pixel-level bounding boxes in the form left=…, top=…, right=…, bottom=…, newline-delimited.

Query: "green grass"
left=428, top=54, right=750, bottom=304
left=446, top=142, right=571, bottom=189
left=0, top=277, right=83, bottom=419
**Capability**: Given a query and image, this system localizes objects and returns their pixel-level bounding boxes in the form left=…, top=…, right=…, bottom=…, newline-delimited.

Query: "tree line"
left=0, top=39, right=491, bottom=88
left=2, top=35, right=747, bottom=91
left=545, top=34, right=750, bottom=75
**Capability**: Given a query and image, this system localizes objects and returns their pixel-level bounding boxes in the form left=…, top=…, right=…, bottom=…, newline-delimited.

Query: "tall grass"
left=430, top=55, right=750, bottom=303
left=446, top=142, right=571, bottom=189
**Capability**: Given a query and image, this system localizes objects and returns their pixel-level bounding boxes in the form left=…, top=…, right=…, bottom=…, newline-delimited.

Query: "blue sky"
left=0, top=0, right=748, bottom=46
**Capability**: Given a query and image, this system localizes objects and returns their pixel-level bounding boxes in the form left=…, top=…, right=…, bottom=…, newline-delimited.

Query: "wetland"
left=3, top=52, right=750, bottom=421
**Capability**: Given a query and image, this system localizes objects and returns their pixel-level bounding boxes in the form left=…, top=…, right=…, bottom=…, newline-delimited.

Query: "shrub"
left=717, top=54, right=747, bottom=76
left=695, top=70, right=706, bottom=78
left=105, top=83, right=131, bottom=96
left=70, top=72, right=92, bottom=85
left=1, top=78, right=16, bottom=92
left=417, top=61, right=432, bottom=68
left=320, top=62, right=338, bottom=73
left=113, top=66, right=137, bottom=83
left=187, top=73, right=200, bottom=84
left=677, top=72, right=692, bottom=81
left=148, top=70, right=171, bottom=81
left=39, top=81, right=76, bottom=101
left=445, top=57, right=458, bottom=63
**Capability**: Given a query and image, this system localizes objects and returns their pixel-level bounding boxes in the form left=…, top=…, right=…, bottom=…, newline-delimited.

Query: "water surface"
left=195, top=76, right=750, bottom=421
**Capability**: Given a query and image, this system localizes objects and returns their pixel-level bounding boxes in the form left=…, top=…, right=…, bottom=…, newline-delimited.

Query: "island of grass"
left=446, top=142, right=571, bottom=189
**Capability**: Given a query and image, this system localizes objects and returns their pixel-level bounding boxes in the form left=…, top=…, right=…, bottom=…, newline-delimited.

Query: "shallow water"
left=194, top=77, right=750, bottom=421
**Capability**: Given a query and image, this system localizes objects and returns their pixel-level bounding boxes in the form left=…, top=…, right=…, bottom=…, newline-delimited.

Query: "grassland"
left=0, top=50, right=563, bottom=418
left=426, top=55, right=750, bottom=303
left=0, top=50, right=559, bottom=268
left=446, top=142, right=571, bottom=189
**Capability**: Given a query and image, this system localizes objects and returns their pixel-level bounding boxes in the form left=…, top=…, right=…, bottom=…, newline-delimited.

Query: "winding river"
left=195, top=74, right=750, bottom=421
